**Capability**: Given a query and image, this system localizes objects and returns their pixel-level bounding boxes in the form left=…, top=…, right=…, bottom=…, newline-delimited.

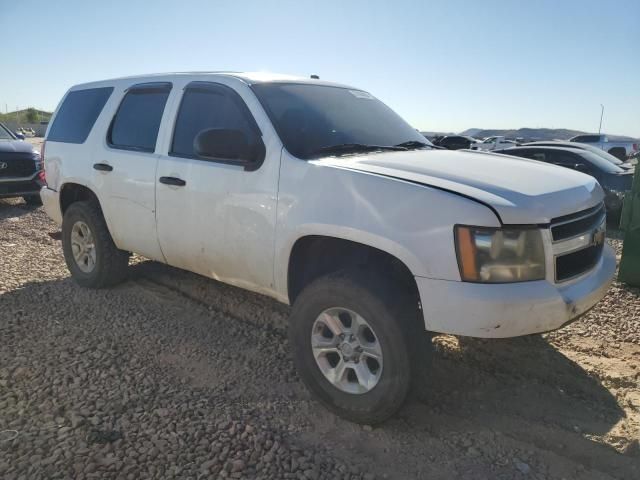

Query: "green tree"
left=25, top=108, right=38, bottom=123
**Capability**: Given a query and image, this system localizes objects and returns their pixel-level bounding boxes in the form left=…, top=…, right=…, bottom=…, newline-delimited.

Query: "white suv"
left=40, top=72, right=615, bottom=423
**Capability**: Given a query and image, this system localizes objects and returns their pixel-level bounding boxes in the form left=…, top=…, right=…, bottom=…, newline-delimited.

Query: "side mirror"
left=15, top=133, right=25, bottom=140
left=194, top=128, right=263, bottom=168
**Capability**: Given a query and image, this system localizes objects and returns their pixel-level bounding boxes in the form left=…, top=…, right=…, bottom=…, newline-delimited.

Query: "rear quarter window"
left=47, top=87, right=114, bottom=143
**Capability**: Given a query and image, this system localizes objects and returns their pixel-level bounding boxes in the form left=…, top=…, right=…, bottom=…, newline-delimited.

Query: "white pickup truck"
left=569, top=134, right=639, bottom=161
left=40, top=72, right=615, bottom=423
left=469, top=135, right=516, bottom=151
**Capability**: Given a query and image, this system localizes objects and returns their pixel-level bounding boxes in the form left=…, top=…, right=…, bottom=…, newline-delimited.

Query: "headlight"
left=455, top=226, right=545, bottom=283
left=603, top=189, right=627, bottom=210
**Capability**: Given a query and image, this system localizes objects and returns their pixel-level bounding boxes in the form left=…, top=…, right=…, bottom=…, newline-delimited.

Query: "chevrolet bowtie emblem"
left=592, top=225, right=606, bottom=247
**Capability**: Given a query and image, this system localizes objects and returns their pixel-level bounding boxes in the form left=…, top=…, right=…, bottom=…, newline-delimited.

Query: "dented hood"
left=318, top=149, right=603, bottom=224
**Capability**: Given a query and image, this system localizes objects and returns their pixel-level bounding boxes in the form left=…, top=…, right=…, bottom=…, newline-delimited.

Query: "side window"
left=48, top=87, right=113, bottom=143
left=529, top=152, right=547, bottom=162
left=171, top=82, right=262, bottom=162
left=108, top=83, right=171, bottom=152
left=549, top=152, right=589, bottom=172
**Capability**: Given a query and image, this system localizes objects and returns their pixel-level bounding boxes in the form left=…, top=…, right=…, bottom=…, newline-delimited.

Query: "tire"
left=62, top=200, right=129, bottom=288
left=23, top=195, right=42, bottom=206
left=289, top=269, right=426, bottom=424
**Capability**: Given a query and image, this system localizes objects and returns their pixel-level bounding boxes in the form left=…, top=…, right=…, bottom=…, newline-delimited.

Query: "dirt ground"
left=1, top=174, right=639, bottom=478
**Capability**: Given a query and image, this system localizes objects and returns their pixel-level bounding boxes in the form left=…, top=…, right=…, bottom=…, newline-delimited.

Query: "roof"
left=69, top=71, right=356, bottom=91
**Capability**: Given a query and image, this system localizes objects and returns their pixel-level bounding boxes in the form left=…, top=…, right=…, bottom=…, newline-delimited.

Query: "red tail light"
left=38, top=140, right=47, bottom=185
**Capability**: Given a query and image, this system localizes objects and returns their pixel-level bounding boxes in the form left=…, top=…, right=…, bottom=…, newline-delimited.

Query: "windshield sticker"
left=349, top=90, right=374, bottom=99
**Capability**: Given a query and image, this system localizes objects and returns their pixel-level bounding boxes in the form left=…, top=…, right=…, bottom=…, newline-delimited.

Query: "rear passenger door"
left=93, top=82, right=172, bottom=261
left=155, top=80, right=280, bottom=295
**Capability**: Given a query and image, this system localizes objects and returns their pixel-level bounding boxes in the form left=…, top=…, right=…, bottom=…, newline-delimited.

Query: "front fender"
left=274, top=153, right=501, bottom=300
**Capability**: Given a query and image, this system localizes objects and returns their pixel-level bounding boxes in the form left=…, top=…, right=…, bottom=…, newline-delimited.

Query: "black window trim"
left=167, top=81, right=265, bottom=171
left=106, top=82, right=173, bottom=153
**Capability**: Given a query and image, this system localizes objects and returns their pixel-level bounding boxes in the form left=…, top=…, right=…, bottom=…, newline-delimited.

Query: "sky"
left=1, top=0, right=639, bottom=137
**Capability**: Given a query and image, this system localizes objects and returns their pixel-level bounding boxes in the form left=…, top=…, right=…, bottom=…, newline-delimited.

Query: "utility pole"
left=598, top=104, right=604, bottom=135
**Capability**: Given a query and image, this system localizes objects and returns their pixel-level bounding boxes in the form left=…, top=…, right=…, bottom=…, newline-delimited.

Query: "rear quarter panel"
left=44, top=81, right=128, bottom=236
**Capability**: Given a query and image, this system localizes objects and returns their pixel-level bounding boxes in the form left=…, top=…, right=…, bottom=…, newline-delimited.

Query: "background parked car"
left=494, top=145, right=633, bottom=222
left=470, top=135, right=516, bottom=151
left=433, top=135, right=478, bottom=150
left=569, top=134, right=639, bottom=161
left=523, top=140, right=634, bottom=170
left=0, top=122, right=43, bottom=205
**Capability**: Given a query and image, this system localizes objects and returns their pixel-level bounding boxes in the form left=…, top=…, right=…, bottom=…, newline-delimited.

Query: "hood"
left=0, top=139, right=36, bottom=155
left=317, top=149, right=603, bottom=224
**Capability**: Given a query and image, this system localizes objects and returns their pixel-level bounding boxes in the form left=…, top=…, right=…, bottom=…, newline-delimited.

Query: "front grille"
left=555, top=243, right=603, bottom=282
left=551, top=202, right=606, bottom=282
left=551, top=203, right=605, bottom=241
left=0, top=153, right=37, bottom=178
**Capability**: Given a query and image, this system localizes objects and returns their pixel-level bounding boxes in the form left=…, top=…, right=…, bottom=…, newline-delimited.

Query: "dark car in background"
left=433, top=135, right=478, bottom=150
left=494, top=146, right=634, bottom=223
left=522, top=141, right=634, bottom=169
left=0, top=122, right=43, bottom=205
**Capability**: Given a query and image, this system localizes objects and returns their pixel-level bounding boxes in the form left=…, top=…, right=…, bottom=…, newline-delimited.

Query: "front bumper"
left=0, top=175, right=43, bottom=199
left=416, top=244, right=616, bottom=338
left=40, top=186, right=62, bottom=226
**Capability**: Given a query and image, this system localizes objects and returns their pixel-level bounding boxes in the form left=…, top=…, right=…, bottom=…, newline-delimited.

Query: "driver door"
left=155, top=80, right=280, bottom=295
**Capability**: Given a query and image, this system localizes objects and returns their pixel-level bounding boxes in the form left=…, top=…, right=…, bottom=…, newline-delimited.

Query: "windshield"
left=251, top=83, right=431, bottom=159
left=0, top=123, right=15, bottom=140
left=579, top=150, right=625, bottom=174
left=573, top=143, right=623, bottom=165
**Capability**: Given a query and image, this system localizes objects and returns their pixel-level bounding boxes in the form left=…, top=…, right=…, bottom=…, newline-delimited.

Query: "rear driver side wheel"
left=62, top=201, right=129, bottom=288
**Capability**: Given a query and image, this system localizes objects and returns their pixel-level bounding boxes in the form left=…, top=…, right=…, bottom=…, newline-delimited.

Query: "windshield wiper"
left=312, top=143, right=408, bottom=157
left=395, top=140, right=442, bottom=150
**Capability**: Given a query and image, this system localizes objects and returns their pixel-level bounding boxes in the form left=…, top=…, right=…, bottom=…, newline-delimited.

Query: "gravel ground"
left=1, top=191, right=639, bottom=479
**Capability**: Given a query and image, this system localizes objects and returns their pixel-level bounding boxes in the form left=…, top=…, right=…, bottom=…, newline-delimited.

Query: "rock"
left=304, top=468, right=319, bottom=480
left=231, top=459, right=245, bottom=472
left=466, top=447, right=480, bottom=457
left=201, top=459, right=218, bottom=471
left=514, top=459, right=530, bottom=475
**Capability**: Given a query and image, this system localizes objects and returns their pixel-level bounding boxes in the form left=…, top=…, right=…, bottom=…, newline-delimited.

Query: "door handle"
left=159, top=176, right=186, bottom=187
left=93, top=163, right=113, bottom=172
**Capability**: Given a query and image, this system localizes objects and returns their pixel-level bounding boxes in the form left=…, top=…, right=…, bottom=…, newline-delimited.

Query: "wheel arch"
left=59, top=182, right=101, bottom=215
left=286, top=234, right=422, bottom=308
